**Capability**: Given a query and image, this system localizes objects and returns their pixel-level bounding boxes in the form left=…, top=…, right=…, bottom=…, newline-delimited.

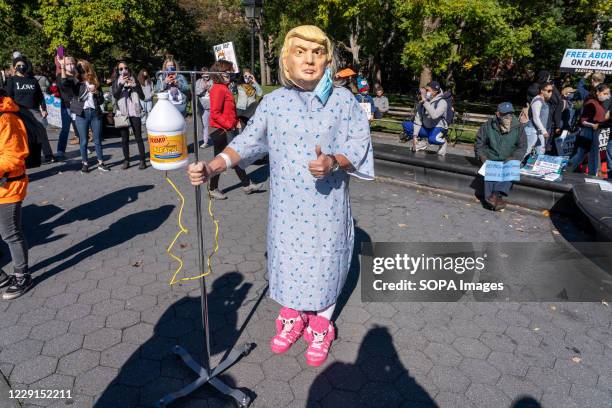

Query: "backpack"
left=433, top=91, right=455, bottom=125
left=0, top=109, right=42, bottom=169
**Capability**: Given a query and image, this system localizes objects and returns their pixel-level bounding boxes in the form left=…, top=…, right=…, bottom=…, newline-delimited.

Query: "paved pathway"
left=0, top=128, right=610, bottom=408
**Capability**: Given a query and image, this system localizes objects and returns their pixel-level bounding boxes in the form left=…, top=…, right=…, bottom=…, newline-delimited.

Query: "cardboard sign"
left=521, top=154, right=569, bottom=182
left=555, top=130, right=576, bottom=156
left=560, top=49, right=612, bottom=74
left=359, top=102, right=373, bottom=120
left=213, top=42, right=240, bottom=73
left=481, top=160, right=521, bottom=182
left=44, top=94, right=63, bottom=128
left=599, top=128, right=610, bottom=152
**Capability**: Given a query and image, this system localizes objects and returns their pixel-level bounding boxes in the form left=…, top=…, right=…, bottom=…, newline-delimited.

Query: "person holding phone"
left=137, top=69, right=154, bottom=122
left=155, top=58, right=189, bottom=115
left=72, top=60, right=109, bottom=173
left=57, top=54, right=82, bottom=158
left=236, top=68, right=262, bottom=125
left=112, top=61, right=146, bottom=169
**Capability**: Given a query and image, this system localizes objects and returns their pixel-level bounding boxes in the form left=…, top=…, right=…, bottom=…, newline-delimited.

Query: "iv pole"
left=156, top=70, right=253, bottom=408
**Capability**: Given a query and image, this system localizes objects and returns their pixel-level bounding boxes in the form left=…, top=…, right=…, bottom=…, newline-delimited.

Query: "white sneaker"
left=209, top=189, right=227, bottom=200
left=414, top=139, right=428, bottom=151
left=243, top=182, right=264, bottom=194
left=437, top=141, right=448, bottom=156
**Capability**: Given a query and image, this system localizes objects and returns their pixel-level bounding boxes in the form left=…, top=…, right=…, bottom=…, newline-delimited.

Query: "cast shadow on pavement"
left=307, top=326, right=438, bottom=407
left=21, top=185, right=154, bottom=250
left=28, top=205, right=173, bottom=285
left=95, top=271, right=257, bottom=407
left=222, top=163, right=270, bottom=195
left=511, top=396, right=542, bottom=407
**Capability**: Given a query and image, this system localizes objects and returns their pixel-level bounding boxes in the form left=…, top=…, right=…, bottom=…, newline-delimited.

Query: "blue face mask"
left=167, top=66, right=176, bottom=73
left=314, top=67, right=333, bottom=105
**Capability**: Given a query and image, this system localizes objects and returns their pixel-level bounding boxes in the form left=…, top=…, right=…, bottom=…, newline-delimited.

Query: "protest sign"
left=521, top=154, right=569, bottom=182
left=359, top=102, right=373, bottom=120
left=559, top=49, right=612, bottom=74
left=599, top=128, right=610, bottom=152
left=213, top=42, right=240, bottom=73
left=45, top=94, right=62, bottom=128
left=555, top=130, right=577, bottom=156
left=482, top=160, right=521, bottom=182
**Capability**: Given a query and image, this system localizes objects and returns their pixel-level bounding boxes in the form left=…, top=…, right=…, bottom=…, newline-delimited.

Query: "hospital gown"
left=229, top=86, right=374, bottom=310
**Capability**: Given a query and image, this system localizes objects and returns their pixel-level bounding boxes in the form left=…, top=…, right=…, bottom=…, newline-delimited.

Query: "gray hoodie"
left=415, top=92, right=448, bottom=129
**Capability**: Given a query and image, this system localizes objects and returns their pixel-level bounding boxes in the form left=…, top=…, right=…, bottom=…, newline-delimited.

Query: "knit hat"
left=357, top=76, right=369, bottom=93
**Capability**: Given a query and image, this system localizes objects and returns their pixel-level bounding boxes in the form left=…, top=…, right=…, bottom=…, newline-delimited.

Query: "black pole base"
left=156, top=343, right=254, bottom=407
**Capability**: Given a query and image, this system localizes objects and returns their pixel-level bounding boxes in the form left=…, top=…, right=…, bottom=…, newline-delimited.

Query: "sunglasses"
left=203, top=75, right=210, bottom=80
left=15, top=64, right=26, bottom=69
left=544, top=89, right=553, bottom=93
left=118, top=67, right=129, bottom=72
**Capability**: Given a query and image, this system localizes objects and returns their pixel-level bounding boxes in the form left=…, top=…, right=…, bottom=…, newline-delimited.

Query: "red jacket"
left=209, top=83, right=238, bottom=130
left=579, top=97, right=607, bottom=126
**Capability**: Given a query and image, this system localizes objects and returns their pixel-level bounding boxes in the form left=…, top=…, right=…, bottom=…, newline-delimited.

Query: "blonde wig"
left=279, top=25, right=339, bottom=88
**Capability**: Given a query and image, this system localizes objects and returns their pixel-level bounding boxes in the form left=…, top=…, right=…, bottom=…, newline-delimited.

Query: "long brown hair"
left=77, top=59, right=99, bottom=88
left=210, top=60, right=234, bottom=84
left=137, top=69, right=150, bottom=86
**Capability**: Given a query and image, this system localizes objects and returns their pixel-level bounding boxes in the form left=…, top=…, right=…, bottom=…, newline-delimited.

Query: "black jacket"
left=57, top=75, right=80, bottom=108
left=111, top=77, right=145, bottom=101
left=4, top=75, right=46, bottom=111
left=73, top=82, right=104, bottom=116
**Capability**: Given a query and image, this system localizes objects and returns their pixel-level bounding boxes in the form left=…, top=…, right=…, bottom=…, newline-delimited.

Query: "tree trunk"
left=419, top=16, right=441, bottom=87
left=258, top=31, right=267, bottom=85
left=266, top=35, right=273, bottom=85
left=373, top=58, right=382, bottom=86
left=445, top=20, right=466, bottom=88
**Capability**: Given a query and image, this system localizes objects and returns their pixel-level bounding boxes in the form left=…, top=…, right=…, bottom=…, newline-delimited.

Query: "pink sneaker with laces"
left=270, top=307, right=307, bottom=354
left=304, top=315, right=335, bottom=367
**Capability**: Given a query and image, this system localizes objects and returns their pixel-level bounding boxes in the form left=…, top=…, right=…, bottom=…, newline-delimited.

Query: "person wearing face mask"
left=560, top=87, right=578, bottom=131
left=137, top=69, right=154, bottom=122
left=236, top=68, right=263, bottom=126
left=57, top=56, right=82, bottom=157
left=155, top=58, right=190, bottom=115
left=112, top=61, right=146, bottom=170
left=567, top=84, right=611, bottom=176
left=524, top=82, right=553, bottom=159
left=401, top=81, right=449, bottom=155
left=475, top=102, right=527, bottom=210
left=206, top=60, right=263, bottom=200
left=195, top=67, right=213, bottom=148
left=4, top=56, right=55, bottom=164
left=187, top=26, right=374, bottom=367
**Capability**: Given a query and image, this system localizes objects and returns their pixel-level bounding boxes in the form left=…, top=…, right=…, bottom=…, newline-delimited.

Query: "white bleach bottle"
left=146, top=92, right=188, bottom=171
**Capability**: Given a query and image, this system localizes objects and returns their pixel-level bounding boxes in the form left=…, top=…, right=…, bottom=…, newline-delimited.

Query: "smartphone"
left=57, top=45, right=64, bottom=59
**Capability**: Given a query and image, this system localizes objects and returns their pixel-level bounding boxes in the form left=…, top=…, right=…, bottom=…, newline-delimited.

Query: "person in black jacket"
left=70, top=59, right=109, bottom=174
left=4, top=56, right=55, bottom=163
left=111, top=61, right=146, bottom=169
left=57, top=56, right=81, bottom=158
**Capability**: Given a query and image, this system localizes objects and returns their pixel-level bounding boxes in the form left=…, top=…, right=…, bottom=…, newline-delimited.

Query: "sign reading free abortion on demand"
left=560, top=49, right=612, bottom=74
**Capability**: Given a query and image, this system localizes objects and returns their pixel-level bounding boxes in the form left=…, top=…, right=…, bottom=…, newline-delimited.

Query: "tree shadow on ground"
left=95, top=271, right=259, bottom=408
left=307, top=326, right=438, bottom=407
left=28, top=205, right=173, bottom=285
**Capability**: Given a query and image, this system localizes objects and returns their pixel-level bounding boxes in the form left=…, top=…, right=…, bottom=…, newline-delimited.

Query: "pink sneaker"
left=270, top=307, right=307, bottom=354
left=304, top=315, right=335, bottom=367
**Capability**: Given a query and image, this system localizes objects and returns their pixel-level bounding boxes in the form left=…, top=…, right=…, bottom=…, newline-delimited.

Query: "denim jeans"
left=140, top=100, right=153, bottom=122
left=569, top=128, right=599, bottom=176
left=57, top=106, right=74, bottom=154
left=0, top=202, right=28, bottom=276
left=523, top=125, right=545, bottom=159
left=402, top=121, right=447, bottom=145
left=485, top=181, right=512, bottom=198
left=75, top=108, right=103, bottom=163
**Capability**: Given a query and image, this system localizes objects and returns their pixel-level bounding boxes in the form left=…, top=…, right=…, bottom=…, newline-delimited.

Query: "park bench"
left=452, top=112, right=494, bottom=142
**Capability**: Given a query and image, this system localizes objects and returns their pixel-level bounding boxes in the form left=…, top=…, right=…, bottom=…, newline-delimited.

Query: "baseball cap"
left=427, top=81, right=441, bottom=92
left=497, top=102, right=514, bottom=114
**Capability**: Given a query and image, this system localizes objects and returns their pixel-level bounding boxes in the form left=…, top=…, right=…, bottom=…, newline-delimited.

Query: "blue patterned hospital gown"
left=229, top=86, right=374, bottom=311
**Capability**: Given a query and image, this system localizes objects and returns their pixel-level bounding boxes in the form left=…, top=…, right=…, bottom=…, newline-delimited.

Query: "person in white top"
left=73, top=60, right=110, bottom=173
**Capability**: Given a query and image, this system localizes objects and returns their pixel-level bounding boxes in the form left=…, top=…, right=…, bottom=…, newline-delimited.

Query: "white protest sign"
left=44, top=94, right=63, bottom=128
left=559, top=49, right=612, bottom=74
left=359, top=102, right=373, bottom=120
left=599, top=128, right=610, bottom=152
left=213, top=42, right=240, bottom=73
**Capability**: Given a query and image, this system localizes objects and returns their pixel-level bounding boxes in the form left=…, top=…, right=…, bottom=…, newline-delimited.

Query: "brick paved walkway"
left=0, top=129, right=610, bottom=408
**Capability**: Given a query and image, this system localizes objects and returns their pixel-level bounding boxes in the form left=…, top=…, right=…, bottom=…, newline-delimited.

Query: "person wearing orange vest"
left=0, top=91, right=32, bottom=299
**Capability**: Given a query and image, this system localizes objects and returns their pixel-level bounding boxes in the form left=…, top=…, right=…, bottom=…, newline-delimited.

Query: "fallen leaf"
left=552, top=230, right=560, bottom=235
left=516, top=228, right=525, bottom=232
left=465, top=203, right=472, bottom=207
left=550, top=305, right=557, bottom=311
left=40, top=200, right=48, bottom=205
left=443, top=214, right=449, bottom=219
left=602, top=300, right=609, bottom=307
left=398, top=223, right=408, bottom=228
left=542, top=210, right=550, bottom=217
left=571, top=356, right=582, bottom=363
left=533, top=327, right=540, bottom=331
left=132, top=260, right=143, bottom=267
left=179, top=243, right=189, bottom=249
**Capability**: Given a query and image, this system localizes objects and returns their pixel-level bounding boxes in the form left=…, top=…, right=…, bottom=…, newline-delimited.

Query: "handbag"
left=113, top=111, right=130, bottom=128
left=69, top=97, right=84, bottom=116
